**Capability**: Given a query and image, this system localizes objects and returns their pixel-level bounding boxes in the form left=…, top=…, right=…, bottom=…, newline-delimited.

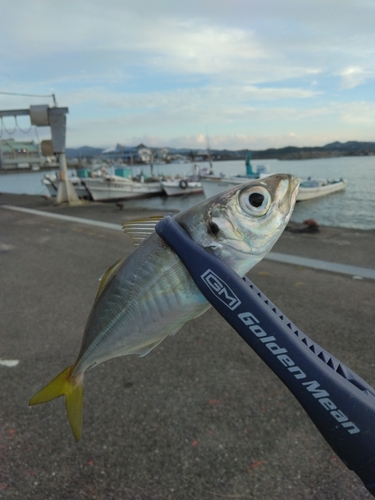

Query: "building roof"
left=0, top=139, right=39, bottom=153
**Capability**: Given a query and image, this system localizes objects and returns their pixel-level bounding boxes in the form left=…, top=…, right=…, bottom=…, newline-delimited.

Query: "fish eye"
left=239, top=186, right=271, bottom=216
left=249, top=192, right=264, bottom=207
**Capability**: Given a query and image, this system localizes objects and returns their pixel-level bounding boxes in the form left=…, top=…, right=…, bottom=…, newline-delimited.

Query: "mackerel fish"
left=29, top=173, right=299, bottom=440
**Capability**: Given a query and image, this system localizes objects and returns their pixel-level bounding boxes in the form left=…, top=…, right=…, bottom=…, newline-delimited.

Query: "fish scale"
left=78, top=235, right=207, bottom=368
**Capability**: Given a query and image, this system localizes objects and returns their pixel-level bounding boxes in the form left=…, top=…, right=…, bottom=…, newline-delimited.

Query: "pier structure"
left=0, top=193, right=375, bottom=500
left=0, top=194, right=374, bottom=499
left=0, top=104, right=79, bottom=204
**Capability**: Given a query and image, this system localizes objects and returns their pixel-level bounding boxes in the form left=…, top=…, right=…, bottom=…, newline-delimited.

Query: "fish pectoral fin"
left=135, top=328, right=182, bottom=357
left=168, top=325, right=184, bottom=336
left=122, top=216, right=165, bottom=246
left=29, top=365, right=84, bottom=442
left=137, top=338, right=165, bottom=357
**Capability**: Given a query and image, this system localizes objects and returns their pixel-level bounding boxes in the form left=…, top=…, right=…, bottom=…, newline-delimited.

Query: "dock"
left=1, top=193, right=374, bottom=499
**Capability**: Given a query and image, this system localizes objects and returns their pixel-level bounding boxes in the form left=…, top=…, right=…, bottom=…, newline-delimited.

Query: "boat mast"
left=206, top=128, right=213, bottom=172
left=245, top=151, right=255, bottom=175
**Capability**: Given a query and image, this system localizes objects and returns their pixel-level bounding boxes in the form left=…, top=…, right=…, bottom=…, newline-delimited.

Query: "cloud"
left=1, top=0, right=374, bottom=149
left=2, top=1, right=374, bottom=86
left=339, top=67, right=374, bottom=89
left=61, top=84, right=321, bottom=113
left=338, top=101, right=375, bottom=124
left=59, top=98, right=373, bottom=150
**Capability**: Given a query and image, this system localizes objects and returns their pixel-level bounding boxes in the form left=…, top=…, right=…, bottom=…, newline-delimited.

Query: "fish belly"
left=73, top=234, right=209, bottom=374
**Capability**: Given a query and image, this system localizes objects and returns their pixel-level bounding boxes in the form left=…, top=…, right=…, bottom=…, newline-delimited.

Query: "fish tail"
left=29, top=365, right=84, bottom=442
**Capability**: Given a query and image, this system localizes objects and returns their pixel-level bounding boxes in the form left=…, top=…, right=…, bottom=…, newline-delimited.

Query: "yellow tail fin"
left=29, top=365, right=84, bottom=442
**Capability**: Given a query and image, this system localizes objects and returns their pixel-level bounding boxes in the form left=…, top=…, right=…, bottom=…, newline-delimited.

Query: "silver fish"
left=29, top=173, right=299, bottom=440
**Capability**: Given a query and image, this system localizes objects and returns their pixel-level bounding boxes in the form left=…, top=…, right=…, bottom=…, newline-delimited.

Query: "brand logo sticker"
left=201, top=269, right=241, bottom=310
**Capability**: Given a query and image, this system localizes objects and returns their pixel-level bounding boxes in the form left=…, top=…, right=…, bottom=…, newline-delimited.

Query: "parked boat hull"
left=83, top=177, right=163, bottom=201
left=297, top=180, right=347, bottom=201
left=160, top=180, right=203, bottom=196
left=42, top=176, right=90, bottom=199
left=201, top=174, right=268, bottom=199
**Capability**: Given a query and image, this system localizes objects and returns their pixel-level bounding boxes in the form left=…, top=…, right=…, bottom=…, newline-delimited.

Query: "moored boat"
left=160, top=179, right=203, bottom=196
left=83, top=173, right=163, bottom=201
left=297, top=178, right=347, bottom=201
left=160, top=164, right=204, bottom=196
left=200, top=152, right=271, bottom=199
left=201, top=167, right=270, bottom=199
left=42, top=173, right=91, bottom=199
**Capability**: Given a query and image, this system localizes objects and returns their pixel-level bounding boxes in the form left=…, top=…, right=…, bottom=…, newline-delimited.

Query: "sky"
left=0, top=0, right=374, bottom=150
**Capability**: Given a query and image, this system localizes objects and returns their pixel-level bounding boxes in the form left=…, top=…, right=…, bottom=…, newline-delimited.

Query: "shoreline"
left=1, top=151, right=374, bottom=175
left=1, top=192, right=374, bottom=275
left=1, top=191, right=374, bottom=233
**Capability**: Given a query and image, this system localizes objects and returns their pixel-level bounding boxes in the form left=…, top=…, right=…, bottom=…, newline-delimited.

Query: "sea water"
left=0, top=156, right=374, bottom=230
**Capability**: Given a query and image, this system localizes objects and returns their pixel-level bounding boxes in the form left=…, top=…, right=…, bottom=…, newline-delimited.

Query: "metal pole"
left=56, top=151, right=79, bottom=204
left=48, top=107, right=80, bottom=204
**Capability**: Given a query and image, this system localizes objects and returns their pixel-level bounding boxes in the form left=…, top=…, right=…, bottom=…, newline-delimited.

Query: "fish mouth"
left=281, top=176, right=299, bottom=217
left=290, top=176, right=300, bottom=204
left=290, top=177, right=300, bottom=210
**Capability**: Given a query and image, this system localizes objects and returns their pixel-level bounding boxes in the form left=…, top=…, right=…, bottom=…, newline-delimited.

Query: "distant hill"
left=66, top=141, right=375, bottom=160
left=248, top=141, right=375, bottom=160
left=322, top=141, right=375, bottom=151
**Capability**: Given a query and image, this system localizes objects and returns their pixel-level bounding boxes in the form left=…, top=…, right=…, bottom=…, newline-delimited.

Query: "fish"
left=29, top=173, right=299, bottom=441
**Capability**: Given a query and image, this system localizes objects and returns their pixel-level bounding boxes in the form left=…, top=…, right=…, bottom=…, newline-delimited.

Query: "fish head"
left=175, top=174, right=299, bottom=276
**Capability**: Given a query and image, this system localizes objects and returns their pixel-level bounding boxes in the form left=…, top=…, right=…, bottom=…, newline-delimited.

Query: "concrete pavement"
left=0, top=193, right=374, bottom=499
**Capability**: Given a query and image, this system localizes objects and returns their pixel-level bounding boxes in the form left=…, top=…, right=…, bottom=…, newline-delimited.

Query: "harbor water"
left=0, top=155, right=374, bottom=230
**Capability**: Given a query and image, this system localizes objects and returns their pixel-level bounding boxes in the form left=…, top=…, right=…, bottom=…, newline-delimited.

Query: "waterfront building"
left=0, top=139, right=45, bottom=170
left=101, top=143, right=153, bottom=163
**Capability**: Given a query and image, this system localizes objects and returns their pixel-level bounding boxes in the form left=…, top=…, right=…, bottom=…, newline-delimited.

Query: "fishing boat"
left=160, top=164, right=204, bottom=196
left=83, top=173, right=163, bottom=201
left=160, top=178, right=203, bottom=196
left=297, top=178, right=347, bottom=201
left=201, top=153, right=270, bottom=199
left=42, top=173, right=91, bottom=199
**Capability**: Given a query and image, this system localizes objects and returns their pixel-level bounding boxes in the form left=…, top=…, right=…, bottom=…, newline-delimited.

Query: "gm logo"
left=201, top=269, right=241, bottom=310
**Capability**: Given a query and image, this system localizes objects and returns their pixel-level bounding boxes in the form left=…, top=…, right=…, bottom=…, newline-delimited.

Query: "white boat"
left=201, top=168, right=270, bottom=199
left=297, top=178, right=347, bottom=201
left=201, top=174, right=271, bottom=199
left=42, top=173, right=90, bottom=199
left=160, top=179, right=203, bottom=196
left=83, top=174, right=163, bottom=201
left=160, top=164, right=204, bottom=196
left=201, top=152, right=271, bottom=199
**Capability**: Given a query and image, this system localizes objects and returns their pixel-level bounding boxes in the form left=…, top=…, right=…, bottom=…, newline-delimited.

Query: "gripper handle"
left=155, top=215, right=375, bottom=496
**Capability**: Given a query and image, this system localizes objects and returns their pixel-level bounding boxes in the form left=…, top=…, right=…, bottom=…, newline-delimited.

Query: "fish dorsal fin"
left=122, top=216, right=165, bottom=246
left=95, top=256, right=127, bottom=302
